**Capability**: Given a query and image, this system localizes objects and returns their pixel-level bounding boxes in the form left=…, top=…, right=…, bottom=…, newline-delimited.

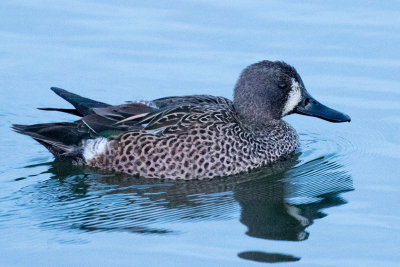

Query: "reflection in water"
left=18, top=146, right=352, bottom=263
left=238, top=251, right=300, bottom=263
left=236, top=155, right=352, bottom=242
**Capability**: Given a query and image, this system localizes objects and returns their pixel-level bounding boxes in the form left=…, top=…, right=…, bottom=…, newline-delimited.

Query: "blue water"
left=1, top=1, right=400, bottom=266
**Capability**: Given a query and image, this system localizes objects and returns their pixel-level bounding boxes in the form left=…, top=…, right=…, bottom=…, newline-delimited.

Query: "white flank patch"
left=282, top=78, right=302, bottom=116
left=83, top=137, right=109, bottom=161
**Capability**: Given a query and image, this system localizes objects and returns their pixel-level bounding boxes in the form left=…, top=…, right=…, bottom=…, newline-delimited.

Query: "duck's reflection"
left=234, top=155, right=352, bottom=242
left=21, top=152, right=352, bottom=263
left=238, top=251, right=301, bottom=263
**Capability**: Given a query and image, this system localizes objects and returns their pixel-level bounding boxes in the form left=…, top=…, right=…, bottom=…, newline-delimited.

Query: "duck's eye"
left=278, top=83, right=287, bottom=89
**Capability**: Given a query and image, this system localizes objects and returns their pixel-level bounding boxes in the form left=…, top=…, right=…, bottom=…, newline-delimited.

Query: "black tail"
left=39, top=87, right=110, bottom=117
left=12, top=122, right=90, bottom=161
left=13, top=88, right=116, bottom=161
left=37, top=107, right=82, bottom=117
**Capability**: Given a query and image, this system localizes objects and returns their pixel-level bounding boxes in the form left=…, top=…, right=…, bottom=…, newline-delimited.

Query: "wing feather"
left=133, top=95, right=238, bottom=133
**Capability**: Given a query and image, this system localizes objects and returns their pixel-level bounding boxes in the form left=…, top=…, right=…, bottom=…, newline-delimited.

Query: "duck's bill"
left=294, top=91, right=351, bottom=123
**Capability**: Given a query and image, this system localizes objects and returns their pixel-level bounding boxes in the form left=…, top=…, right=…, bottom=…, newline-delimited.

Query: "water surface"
left=1, top=0, right=399, bottom=266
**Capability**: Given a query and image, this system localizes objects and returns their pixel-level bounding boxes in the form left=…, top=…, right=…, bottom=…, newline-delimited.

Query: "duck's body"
left=87, top=98, right=298, bottom=179
left=13, top=61, right=350, bottom=179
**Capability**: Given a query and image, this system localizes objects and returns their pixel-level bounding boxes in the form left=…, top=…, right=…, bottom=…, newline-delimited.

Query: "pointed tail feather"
left=49, top=87, right=110, bottom=116
left=37, top=107, right=83, bottom=117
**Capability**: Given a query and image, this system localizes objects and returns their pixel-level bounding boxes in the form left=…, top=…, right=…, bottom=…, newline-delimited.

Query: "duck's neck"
left=244, top=119, right=299, bottom=157
left=242, top=119, right=286, bottom=133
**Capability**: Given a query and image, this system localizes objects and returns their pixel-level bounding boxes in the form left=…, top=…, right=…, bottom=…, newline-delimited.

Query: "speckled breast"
left=87, top=120, right=299, bottom=180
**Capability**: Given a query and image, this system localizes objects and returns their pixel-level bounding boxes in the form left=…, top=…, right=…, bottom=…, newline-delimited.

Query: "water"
left=1, top=0, right=399, bottom=266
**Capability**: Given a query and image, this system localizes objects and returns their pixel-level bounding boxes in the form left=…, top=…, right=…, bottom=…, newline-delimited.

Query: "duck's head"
left=233, top=60, right=350, bottom=126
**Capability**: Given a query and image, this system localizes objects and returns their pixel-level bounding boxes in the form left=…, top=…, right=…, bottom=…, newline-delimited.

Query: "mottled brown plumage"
left=87, top=100, right=298, bottom=179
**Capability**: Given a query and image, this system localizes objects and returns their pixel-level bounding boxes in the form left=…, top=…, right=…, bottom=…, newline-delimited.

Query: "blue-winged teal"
left=13, top=60, right=350, bottom=179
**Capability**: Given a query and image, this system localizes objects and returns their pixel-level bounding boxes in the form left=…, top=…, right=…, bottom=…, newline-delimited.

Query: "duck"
left=13, top=60, right=350, bottom=180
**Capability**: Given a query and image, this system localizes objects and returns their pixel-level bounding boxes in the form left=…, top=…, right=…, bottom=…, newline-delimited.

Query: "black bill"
left=294, top=91, right=351, bottom=123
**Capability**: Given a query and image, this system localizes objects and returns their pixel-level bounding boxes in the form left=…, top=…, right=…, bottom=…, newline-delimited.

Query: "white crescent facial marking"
left=282, top=78, right=302, bottom=116
left=83, top=137, right=109, bottom=161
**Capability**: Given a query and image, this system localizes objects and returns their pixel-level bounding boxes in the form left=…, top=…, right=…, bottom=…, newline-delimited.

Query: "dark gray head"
left=233, top=60, right=350, bottom=126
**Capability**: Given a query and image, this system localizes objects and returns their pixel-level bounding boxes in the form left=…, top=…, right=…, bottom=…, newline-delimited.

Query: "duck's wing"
left=37, top=89, right=237, bottom=137
left=37, top=87, right=157, bottom=136
left=132, top=95, right=239, bottom=133
left=152, top=95, right=231, bottom=108
left=77, top=102, right=157, bottom=137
